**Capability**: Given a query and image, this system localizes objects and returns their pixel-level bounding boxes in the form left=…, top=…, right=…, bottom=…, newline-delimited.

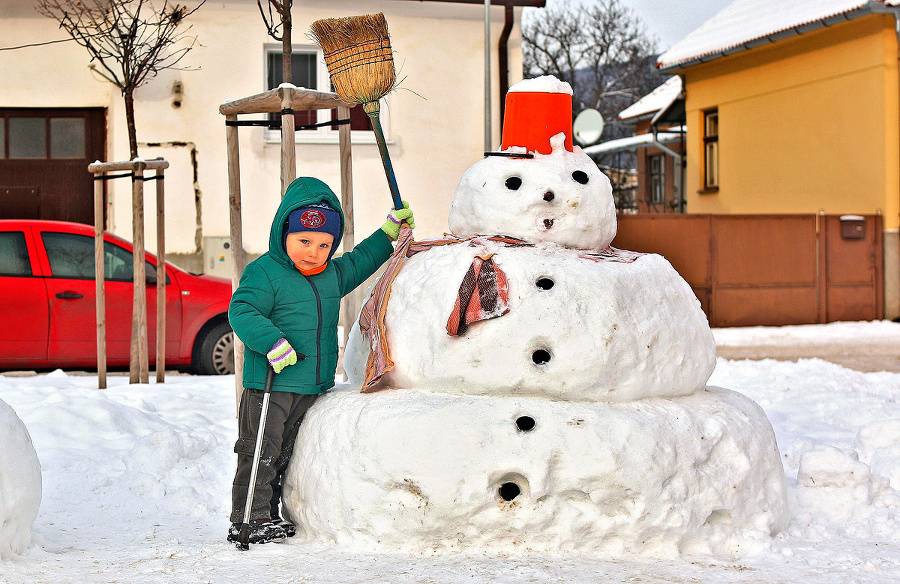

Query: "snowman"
left=281, top=77, right=789, bottom=556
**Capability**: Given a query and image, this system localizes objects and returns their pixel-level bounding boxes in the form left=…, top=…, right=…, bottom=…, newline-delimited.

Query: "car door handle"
left=55, top=291, right=84, bottom=299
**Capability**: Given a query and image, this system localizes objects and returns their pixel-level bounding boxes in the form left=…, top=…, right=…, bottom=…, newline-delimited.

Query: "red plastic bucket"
left=500, top=92, right=573, bottom=154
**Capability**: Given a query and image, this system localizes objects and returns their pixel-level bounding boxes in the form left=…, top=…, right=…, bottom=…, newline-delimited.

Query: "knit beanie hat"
left=283, top=202, right=342, bottom=259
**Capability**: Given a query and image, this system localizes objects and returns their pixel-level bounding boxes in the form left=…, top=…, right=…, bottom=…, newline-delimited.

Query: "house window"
left=649, top=154, right=665, bottom=204
left=703, top=110, right=718, bottom=190
left=1, top=115, right=86, bottom=159
left=265, top=46, right=372, bottom=140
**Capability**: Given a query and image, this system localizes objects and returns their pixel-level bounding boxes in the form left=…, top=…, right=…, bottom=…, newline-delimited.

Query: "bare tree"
left=257, top=0, right=292, bottom=84
left=37, top=0, right=204, bottom=159
left=522, top=0, right=665, bottom=145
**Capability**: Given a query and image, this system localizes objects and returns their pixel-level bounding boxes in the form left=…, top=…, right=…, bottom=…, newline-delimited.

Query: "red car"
left=0, top=219, right=234, bottom=375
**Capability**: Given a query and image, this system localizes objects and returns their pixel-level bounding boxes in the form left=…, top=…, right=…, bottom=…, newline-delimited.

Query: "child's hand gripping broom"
left=311, top=13, right=404, bottom=212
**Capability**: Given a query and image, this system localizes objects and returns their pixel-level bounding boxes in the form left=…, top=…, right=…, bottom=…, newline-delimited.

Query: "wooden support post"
left=280, top=86, right=296, bottom=196
left=132, top=161, right=149, bottom=384
left=226, top=114, right=245, bottom=409
left=337, top=105, right=357, bottom=352
left=93, top=170, right=107, bottom=390
left=155, top=161, right=166, bottom=383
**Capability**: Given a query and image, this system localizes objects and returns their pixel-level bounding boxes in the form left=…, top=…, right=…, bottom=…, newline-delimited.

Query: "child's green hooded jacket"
left=228, top=177, right=394, bottom=394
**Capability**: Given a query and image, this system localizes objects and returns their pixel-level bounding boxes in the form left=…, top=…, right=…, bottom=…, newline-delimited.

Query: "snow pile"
left=283, top=386, right=787, bottom=555
left=0, top=342, right=899, bottom=581
left=345, top=243, right=715, bottom=402
left=506, top=75, right=574, bottom=94
left=0, top=397, right=41, bottom=559
left=448, top=134, right=617, bottom=250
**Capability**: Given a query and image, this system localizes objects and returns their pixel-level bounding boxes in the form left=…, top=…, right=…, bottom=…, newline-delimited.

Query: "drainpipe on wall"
left=498, top=3, right=514, bottom=126
left=868, top=0, right=900, bottom=319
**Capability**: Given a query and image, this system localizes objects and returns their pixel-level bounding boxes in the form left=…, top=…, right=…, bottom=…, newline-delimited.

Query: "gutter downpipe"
left=485, top=0, right=492, bottom=151
left=498, top=2, right=514, bottom=126
left=868, top=0, right=900, bottom=320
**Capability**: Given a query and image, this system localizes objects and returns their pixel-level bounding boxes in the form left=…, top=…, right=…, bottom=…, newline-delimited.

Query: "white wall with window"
left=0, top=0, right=523, bottom=262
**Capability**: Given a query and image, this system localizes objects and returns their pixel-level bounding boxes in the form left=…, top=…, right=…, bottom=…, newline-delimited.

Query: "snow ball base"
left=345, top=243, right=715, bottom=402
left=282, top=386, right=788, bottom=556
left=0, top=398, right=42, bottom=558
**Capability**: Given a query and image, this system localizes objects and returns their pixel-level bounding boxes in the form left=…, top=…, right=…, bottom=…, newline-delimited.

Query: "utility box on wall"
left=203, top=236, right=232, bottom=278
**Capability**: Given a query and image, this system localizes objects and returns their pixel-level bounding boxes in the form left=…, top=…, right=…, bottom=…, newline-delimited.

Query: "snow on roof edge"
left=657, top=1, right=900, bottom=72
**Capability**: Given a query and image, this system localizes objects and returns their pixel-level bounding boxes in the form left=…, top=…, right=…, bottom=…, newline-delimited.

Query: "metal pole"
left=484, top=0, right=492, bottom=151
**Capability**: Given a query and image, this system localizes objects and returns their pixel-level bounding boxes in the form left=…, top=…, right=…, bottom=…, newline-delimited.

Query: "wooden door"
left=0, top=108, right=106, bottom=224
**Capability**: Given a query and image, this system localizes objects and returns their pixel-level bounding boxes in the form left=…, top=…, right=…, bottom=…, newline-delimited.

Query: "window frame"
left=702, top=109, right=719, bottom=192
left=648, top=154, right=665, bottom=204
left=263, top=44, right=384, bottom=145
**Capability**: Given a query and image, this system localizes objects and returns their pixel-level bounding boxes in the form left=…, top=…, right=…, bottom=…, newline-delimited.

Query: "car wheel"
left=196, top=321, right=234, bottom=375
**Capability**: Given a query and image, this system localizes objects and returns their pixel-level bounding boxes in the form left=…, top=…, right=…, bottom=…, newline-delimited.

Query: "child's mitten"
left=267, top=338, right=298, bottom=373
left=381, top=202, right=415, bottom=240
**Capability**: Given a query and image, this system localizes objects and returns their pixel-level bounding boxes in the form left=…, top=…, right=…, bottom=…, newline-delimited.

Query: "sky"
left=535, top=0, right=734, bottom=51
left=623, top=0, right=733, bottom=50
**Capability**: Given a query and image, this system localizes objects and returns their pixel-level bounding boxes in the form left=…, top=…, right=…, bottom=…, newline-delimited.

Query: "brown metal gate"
left=613, top=214, right=884, bottom=327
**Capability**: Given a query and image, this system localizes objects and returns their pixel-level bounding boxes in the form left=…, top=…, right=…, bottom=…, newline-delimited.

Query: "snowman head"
left=448, top=76, right=617, bottom=250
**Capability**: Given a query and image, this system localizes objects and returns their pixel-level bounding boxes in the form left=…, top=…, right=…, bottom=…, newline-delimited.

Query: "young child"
left=227, top=176, right=413, bottom=544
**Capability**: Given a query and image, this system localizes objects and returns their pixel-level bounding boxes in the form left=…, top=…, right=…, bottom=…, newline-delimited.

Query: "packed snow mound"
left=345, top=243, right=715, bottom=401
left=282, top=386, right=789, bottom=556
left=0, top=398, right=42, bottom=559
left=448, top=133, right=617, bottom=250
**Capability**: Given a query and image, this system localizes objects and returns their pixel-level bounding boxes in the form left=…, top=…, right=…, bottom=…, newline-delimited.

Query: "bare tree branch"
left=523, top=0, right=667, bottom=200
left=37, top=0, right=205, bottom=158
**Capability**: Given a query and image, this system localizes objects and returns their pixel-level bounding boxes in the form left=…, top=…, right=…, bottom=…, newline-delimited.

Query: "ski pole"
left=236, top=365, right=276, bottom=551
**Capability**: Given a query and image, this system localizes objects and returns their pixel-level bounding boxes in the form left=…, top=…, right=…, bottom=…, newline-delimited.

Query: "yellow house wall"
left=681, top=14, right=900, bottom=231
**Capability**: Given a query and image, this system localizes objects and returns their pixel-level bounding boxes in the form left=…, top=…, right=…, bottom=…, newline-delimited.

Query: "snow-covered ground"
left=1, top=320, right=899, bottom=583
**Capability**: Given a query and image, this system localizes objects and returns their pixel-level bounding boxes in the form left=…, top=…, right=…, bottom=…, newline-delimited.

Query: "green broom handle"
left=363, top=101, right=403, bottom=210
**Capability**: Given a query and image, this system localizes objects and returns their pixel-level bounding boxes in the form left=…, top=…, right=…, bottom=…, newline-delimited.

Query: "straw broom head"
left=310, top=13, right=396, bottom=106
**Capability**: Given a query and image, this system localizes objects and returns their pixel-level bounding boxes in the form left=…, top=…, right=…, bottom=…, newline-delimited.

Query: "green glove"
left=267, top=338, right=297, bottom=374
left=381, top=201, right=415, bottom=240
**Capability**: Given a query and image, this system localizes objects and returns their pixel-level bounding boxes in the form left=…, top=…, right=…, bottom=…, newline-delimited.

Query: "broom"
left=311, top=13, right=403, bottom=211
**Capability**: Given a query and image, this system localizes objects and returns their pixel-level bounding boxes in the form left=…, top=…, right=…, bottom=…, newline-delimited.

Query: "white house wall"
left=0, top=0, right=523, bottom=262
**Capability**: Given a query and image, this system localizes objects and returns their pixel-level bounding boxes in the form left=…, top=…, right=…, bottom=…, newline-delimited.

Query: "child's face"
left=285, top=231, right=335, bottom=270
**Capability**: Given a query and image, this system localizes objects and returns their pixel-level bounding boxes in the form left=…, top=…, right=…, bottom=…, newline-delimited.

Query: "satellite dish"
left=573, top=109, right=605, bottom=146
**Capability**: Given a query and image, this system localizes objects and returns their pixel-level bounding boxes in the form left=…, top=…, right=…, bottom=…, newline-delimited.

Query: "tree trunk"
left=281, top=5, right=292, bottom=84
left=124, top=86, right=139, bottom=160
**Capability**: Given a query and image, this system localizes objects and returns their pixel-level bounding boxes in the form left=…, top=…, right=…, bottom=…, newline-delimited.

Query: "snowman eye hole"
left=572, top=170, right=589, bottom=184
left=505, top=176, right=523, bottom=191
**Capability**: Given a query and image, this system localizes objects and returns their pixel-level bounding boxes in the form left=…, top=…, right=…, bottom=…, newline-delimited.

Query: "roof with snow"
left=583, top=129, right=684, bottom=156
left=657, top=0, right=900, bottom=72
left=618, top=76, right=682, bottom=121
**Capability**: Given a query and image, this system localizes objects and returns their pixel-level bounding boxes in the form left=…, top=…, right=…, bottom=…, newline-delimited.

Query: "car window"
left=0, top=231, right=32, bottom=276
left=41, top=231, right=169, bottom=284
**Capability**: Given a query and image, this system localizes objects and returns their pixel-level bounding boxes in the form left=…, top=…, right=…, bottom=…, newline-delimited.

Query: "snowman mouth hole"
left=532, top=349, right=552, bottom=365
left=536, top=277, right=555, bottom=290
left=515, top=416, right=536, bottom=432
left=543, top=218, right=554, bottom=229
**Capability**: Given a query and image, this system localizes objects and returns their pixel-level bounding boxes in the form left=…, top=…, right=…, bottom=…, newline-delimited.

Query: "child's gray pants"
left=230, top=388, right=321, bottom=523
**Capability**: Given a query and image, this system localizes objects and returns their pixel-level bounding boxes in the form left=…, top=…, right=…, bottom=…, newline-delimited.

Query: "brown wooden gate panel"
left=823, top=215, right=883, bottom=323
left=712, top=215, right=819, bottom=327
left=611, top=215, right=712, bottom=314
left=613, top=214, right=884, bottom=327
